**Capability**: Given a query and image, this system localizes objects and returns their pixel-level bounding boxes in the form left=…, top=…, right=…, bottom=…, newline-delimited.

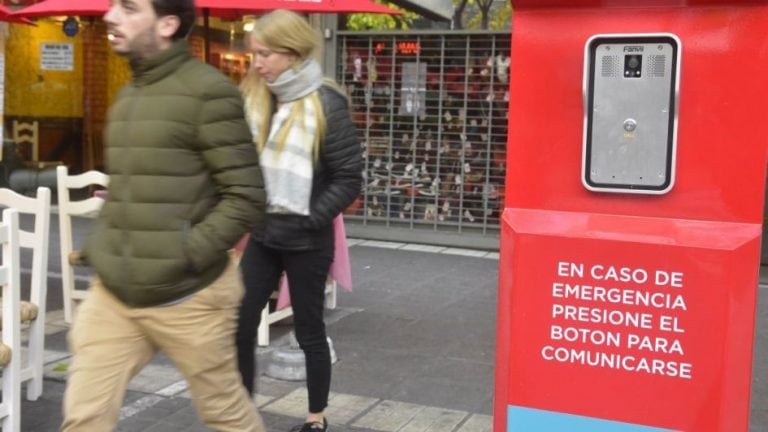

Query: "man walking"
left=61, top=0, right=266, bottom=430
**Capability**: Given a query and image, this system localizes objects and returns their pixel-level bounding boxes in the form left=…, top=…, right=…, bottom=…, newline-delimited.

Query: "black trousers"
left=236, top=238, right=334, bottom=413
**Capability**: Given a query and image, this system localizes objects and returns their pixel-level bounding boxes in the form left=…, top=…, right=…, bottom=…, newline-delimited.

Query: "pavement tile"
left=456, top=414, right=492, bottom=432
left=256, top=394, right=276, bottom=408
left=330, top=311, right=418, bottom=348
left=351, top=400, right=424, bottom=432
left=176, top=387, right=277, bottom=409
left=40, top=310, right=70, bottom=335
left=163, top=404, right=204, bottom=427
left=122, top=396, right=191, bottom=422
left=254, top=375, right=305, bottom=399
left=42, top=347, right=70, bottom=365
left=439, top=248, right=489, bottom=258
left=262, top=388, right=309, bottom=418
left=361, top=296, right=455, bottom=323
left=117, top=418, right=169, bottom=432
left=389, top=377, right=492, bottom=415
left=156, top=380, right=189, bottom=397
left=751, top=293, right=768, bottom=431
left=399, top=406, right=468, bottom=432
left=120, top=395, right=166, bottom=420
left=126, top=363, right=185, bottom=393
left=331, top=362, right=413, bottom=401
left=752, top=413, right=768, bottom=432
left=358, top=240, right=406, bottom=249
left=325, top=392, right=380, bottom=424
left=400, top=244, right=447, bottom=254
left=20, top=381, right=66, bottom=431
left=44, top=356, right=70, bottom=381
left=42, top=327, right=69, bottom=353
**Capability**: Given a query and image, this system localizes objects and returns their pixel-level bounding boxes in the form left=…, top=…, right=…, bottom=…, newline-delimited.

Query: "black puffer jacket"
left=250, top=85, right=363, bottom=250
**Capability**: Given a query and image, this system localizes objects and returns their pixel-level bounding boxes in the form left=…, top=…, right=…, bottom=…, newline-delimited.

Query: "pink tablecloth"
left=234, top=215, right=353, bottom=310
left=276, top=215, right=352, bottom=309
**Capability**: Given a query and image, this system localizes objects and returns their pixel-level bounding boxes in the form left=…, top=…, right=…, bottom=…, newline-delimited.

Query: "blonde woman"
left=236, top=9, right=363, bottom=432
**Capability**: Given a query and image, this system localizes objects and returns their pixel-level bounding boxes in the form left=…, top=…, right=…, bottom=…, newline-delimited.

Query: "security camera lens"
left=624, top=54, right=642, bottom=79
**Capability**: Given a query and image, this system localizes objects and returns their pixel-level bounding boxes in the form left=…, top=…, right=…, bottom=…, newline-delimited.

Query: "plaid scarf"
left=247, top=60, right=323, bottom=215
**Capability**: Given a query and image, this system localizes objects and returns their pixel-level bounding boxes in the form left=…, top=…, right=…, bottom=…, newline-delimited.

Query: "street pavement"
left=10, top=214, right=768, bottom=431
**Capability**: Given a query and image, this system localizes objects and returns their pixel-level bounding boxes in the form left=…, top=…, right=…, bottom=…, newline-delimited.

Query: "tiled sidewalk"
left=27, top=308, right=493, bottom=432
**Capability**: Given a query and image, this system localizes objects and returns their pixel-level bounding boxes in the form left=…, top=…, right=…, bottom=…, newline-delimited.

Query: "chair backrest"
left=0, top=208, right=22, bottom=431
left=56, top=166, right=108, bottom=323
left=0, top=187, right=51, bottom=309
left=0, top=186, right=52, bottom=402
left=12, top=120, right=39, bottom=162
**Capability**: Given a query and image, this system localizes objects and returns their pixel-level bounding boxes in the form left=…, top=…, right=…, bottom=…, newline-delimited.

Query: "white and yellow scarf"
left=245, top=60, right=323, bottom=215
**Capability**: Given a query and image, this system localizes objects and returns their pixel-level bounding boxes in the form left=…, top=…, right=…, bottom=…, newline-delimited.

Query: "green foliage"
left=344, top=0, right=511, bottom=31
left=346, top=4, right=418, bottom=30
left=455, top=0, right=512, bottom=30
left=465, top=1, right=512, bottom=30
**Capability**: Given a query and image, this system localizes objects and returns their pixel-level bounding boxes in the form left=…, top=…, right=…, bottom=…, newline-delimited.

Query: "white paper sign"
left=399, top=62, right=426, bottom=116
left=41, top=42, right=74, bottom=71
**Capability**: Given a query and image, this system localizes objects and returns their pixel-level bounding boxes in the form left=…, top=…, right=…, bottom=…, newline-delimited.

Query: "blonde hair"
left=241, top=9, right=329, bottom=159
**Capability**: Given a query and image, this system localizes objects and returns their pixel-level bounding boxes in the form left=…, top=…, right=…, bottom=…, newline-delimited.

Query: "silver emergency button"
left=623, top=118, right=637, bottom=132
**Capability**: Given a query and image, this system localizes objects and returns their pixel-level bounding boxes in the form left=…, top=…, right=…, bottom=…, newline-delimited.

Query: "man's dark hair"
left=151, top=0, right=196, bottom=40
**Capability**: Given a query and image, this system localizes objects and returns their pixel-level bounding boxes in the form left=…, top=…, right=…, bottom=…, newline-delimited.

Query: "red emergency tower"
left=495, top=1, right=768, bottom=431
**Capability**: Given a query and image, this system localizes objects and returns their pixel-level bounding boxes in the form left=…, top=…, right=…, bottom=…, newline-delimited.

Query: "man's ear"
left=157, top=15, right=181, bottom=39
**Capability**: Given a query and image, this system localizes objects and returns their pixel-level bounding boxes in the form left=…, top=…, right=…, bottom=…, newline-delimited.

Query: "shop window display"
left=209, top=51, right=252, bottom=84
left=337, top=32, right=510, bottom=235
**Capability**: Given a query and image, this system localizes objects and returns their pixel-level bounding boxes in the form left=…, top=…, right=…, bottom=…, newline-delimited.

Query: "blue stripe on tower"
left=508, top=405, right=675, bottom=432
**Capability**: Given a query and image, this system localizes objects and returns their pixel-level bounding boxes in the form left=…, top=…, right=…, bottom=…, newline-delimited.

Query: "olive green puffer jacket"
left=84, top=40, right=265, bottom=307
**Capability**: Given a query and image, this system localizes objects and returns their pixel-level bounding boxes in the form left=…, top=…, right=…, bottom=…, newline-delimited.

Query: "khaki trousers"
left=61, top=259, right=265, bottom=432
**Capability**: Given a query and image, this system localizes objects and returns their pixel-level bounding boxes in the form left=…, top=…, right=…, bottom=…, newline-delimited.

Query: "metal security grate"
left=337, top=31, right=510, bottom=241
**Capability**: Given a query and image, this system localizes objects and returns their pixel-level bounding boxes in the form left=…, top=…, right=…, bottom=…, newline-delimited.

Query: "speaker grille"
left=648, top=55, right=666, bottom=77
left=601, top=55, right=619, bottom=77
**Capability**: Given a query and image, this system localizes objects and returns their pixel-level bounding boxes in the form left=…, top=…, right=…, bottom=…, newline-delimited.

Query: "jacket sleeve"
left=303, top=88, right=364, bottom=229
left=186, top=76, right=266, bottom=271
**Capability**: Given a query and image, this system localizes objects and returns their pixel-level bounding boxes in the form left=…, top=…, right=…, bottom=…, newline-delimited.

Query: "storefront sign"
left=40, top=43, right=74, bottom=71
left=397, top=42, right=420, bottom=54
left=62, top=17, right=79, bottom=37
left=374, top=41, right=421, bottom=55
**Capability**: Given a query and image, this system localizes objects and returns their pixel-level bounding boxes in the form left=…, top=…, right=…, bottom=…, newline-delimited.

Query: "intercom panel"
left=582, top=33, right=681, bottom=194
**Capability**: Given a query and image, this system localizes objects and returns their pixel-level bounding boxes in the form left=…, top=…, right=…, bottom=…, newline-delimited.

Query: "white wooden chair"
left=257, top=278, right=337, bottom=347
left=0, top=208, right=22, bottom=431
left=12, top=120, right=38, bottom=163
left=0, top=187, right=51, bottom=403
left=11, top=120, right=61, bottom=173
left=56, top=166, right=108, bottom=323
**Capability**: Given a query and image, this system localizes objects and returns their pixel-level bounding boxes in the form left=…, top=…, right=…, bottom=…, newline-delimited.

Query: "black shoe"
left=290, top=418, right=328, bottom=432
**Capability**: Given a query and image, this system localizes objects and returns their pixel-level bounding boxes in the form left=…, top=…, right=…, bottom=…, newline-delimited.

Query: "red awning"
left=13, top=0, right=401, bottom=19
left=11, top=0, right=109, bottom=18
left=198, top=0, right=402, bottom=18
left=1, top=4, right=34, bottom=23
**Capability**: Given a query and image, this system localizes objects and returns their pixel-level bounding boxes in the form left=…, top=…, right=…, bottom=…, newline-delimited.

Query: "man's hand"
left=68, top=250, right=87, bottom=267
